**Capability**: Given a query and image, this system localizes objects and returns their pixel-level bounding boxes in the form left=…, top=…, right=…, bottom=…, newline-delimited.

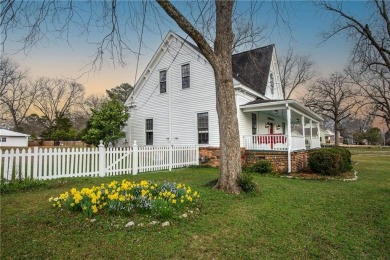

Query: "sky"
left=4, top=1, right=369, bottom=97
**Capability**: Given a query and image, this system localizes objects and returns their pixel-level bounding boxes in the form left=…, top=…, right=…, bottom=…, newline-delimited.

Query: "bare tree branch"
left=302, top=72, right=360, bottom=146
left=278, top=47, right=315, bottom=99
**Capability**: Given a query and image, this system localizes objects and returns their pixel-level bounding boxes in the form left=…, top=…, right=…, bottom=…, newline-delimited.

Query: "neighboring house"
left=322, top=129, right=335, bottom=145
left=123, top=31, right=322, bottom=172
left=0, top=129, right=30, bottom=147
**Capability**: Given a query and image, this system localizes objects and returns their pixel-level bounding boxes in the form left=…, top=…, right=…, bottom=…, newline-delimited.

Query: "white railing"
left=291, top=135, right=306, bottom=151
left=0, top=142, right=199, bottom=181
left=242, top=134, right=309, bottom=151
left=310, top=137, right=321, bottom=149
left=242, top=135, right=288, bottom=151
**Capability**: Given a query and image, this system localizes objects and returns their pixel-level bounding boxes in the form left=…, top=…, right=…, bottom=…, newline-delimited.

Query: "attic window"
left=160, top=70, right=167, bottom=93
left=182, top=64, right=190, bottom=89
left=270, top=73, right=274, bottom=95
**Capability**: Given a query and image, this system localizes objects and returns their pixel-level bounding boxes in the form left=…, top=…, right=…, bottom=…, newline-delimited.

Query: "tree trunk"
left=212, top=1, right=241, bottom=193
left=334, top=122, right=339, bottom=146
left=156, top=0, right=242, bottom=193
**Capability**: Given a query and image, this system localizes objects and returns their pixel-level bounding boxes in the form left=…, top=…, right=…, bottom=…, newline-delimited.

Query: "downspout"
left=286, top=104, right=292, bottom=173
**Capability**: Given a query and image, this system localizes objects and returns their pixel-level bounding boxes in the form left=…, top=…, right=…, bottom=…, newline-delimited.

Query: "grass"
left=1, top=148, right=389, bottom=259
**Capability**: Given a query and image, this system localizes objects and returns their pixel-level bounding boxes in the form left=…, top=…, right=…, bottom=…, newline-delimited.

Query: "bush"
left=309, top=147, right=353, bottom=176
left=0, top=178, right=48, bottom=194
left=237, top=172, right=260, bottom=193
left=247, top=160, right=272, bottom=174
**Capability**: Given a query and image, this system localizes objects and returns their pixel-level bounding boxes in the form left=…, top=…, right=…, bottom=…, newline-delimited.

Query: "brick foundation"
left=199, top=147, right=310, bottom=173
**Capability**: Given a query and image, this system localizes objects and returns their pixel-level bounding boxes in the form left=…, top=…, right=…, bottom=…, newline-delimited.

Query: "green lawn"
left=1, top=148, right=389, bottom=259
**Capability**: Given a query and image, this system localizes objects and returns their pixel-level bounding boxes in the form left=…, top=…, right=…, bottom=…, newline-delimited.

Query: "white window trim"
left=145, top=118, right=154, bottom=145
left=181, top=62, right=191, bottom=90
left=159, top=69, right=167, bottom=94
left=196, top=111, right=209, bottom=145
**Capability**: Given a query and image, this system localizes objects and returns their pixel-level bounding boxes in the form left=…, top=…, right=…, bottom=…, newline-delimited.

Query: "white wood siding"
left=128, top=34, right=219, bottom=147
left=265, top=49, right=284, bottom=100
left=236, top=91, right=256, bottom=147
left=0, top=136, right=28, bottom=147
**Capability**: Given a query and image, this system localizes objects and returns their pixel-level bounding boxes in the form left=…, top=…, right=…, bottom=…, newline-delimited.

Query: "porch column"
left=286, top=104, right=292, bottom=173
left=310, top=119, right=313, bottom=148
left=301, top=115, right=305, bottom=149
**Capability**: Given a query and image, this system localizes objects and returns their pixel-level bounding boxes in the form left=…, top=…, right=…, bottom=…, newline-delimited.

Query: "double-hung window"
left=270, top=73, right=274, bottom=94
left=182, top=64, right=190, bottom=89
left=0, top=137, right=6, bottom=142
left=251, top=113, right=257, bottom=135
left=160, top=70, right=167, bottom=93
left=145, top=119, right=153, bottom=145
left=197, top=112, right=209, bottom=144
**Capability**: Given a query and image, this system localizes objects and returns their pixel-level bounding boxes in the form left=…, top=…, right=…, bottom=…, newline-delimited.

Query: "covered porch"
left=239, top=99, right=323, bottom=172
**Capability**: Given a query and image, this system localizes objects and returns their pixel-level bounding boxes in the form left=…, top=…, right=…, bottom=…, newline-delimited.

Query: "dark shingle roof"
left=232, top=44, right=274, bottom=95
left=176, top=31, right=274, bottom=96
left=244, top=98, right=286, bottom=106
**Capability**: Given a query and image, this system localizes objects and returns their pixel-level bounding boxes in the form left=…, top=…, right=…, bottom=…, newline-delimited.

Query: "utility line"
left=133, top=0, right=147, bottom=87
left=134, top=2, right=209, bottom=110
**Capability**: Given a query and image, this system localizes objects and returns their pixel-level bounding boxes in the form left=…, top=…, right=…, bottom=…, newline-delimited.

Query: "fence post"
left=98, top=140, right=106, bottom=177
left=169, top=144, right=173, bottom=171
left=33, top=146, right=39, bottom=180
left=132, top=141, right=138, bottom=175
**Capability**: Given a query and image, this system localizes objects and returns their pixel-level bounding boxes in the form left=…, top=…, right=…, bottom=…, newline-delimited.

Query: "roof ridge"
left=233, top=44, right=275, bottom=56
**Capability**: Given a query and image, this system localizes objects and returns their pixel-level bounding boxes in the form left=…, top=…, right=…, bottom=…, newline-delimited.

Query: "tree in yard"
left=319, top=0, right=390, bottom=130
left=0, top=56, right=38, bottom=131
left=364, top=127, right=383, bottom=145
left=41, top=115, right=78, bottom=141
left=19, top=113, right=48, bottom=139
left=302, top=73, right=359, bottom=146
left=33, top=77, right=85, bottom=127
left=0, top=0, right=273, bottom=193
left=82, top=99, right=129, bottom=146
left=278, top=47, right=315, bottom=99
left=106, top=83, right=133, bottom=103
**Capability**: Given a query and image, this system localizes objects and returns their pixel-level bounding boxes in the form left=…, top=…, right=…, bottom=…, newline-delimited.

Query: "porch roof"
left=240, top=99, right=323, bottom=122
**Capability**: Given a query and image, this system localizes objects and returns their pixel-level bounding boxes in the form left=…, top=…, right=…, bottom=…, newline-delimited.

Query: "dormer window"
left=270, top=73, right=274, bottom=95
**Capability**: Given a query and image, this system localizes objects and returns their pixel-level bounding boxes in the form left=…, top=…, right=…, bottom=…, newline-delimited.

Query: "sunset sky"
left=5, top=1, right=368, bottom=97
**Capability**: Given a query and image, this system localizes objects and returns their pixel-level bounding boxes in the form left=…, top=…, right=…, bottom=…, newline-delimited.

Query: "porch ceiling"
left=240, top=99, right=323, bottom=122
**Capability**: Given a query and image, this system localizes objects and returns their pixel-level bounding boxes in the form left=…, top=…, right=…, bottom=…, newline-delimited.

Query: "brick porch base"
left=199, top=147, right=310, bottom=173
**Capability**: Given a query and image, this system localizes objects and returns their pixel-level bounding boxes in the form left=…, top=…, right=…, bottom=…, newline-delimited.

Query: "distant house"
left=123, top=31, right=322, bottom=172
left=0, top=129, right=30, bottom=147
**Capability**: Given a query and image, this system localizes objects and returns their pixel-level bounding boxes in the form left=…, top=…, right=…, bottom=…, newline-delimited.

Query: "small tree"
left=41, top=115, right=77, bottom=141
left=365, top=127, right=383, bottom=145
left=82, top=99, right=129, bottom=146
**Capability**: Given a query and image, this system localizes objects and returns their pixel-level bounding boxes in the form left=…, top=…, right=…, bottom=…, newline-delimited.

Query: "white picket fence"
left=0, top=141, right=199, bottom=181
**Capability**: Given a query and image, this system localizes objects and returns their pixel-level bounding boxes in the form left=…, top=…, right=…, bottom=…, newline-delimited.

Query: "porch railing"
left=310, top=137, right=321, bottom=149
left=242, top=135, right=287, bottom=151
left=242, top=134, right=320, bottom=151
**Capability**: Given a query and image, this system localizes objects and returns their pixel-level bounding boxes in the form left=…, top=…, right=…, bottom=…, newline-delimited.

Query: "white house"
left=0, top=129, right=30, bottom=147
left=124, top=31, right=322, bottom=172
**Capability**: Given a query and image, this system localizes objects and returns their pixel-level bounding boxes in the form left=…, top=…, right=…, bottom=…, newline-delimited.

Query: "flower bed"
left=49, top=180, right=200, bottom=220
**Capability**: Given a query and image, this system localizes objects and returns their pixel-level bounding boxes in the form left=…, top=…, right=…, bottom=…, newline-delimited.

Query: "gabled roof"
left=0, top=129, right=30, bottom=137
left=232, top=44, right=274, bottom=96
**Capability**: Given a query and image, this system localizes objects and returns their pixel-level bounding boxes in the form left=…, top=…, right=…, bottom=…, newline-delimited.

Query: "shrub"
left=309, top=147, right=352, bottom=176
left=237, top=172, right=260, bottom=194
left=0, top=178, right=48, bottom=194
left=247, top=160, right=272, bottom=174
left=49, top=180, right=200, bottom=220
